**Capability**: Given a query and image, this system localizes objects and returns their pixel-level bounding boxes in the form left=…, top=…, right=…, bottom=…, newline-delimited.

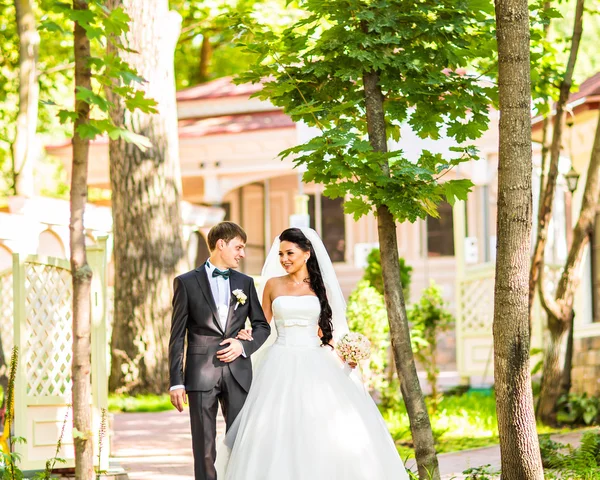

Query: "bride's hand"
left=236, top=329, right=253, bottom=341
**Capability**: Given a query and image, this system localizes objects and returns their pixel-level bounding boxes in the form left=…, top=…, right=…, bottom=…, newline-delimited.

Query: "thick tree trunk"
left=107, top=0, right=185, bottom=394
left=529, top=0, right=585, bottom=313
left=12, top=0, right=39, bottom=197
left=71, top=2, right=94, bottom=478
left=493, top=0, right=544, bottom=478
left=537, top=109, right=600, bottom=423
left=364, top=71, right=439, bottom=480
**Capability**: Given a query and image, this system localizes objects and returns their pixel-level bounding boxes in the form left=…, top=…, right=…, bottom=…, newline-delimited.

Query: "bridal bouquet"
left=336, top=332, right=371, bottom=364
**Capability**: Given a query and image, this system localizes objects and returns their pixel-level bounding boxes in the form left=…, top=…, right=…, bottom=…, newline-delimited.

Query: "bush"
left=557, top=393, right=600, bottom=426
left=347, top=249, right=413, bottom=402
left=408, top=280, right=454, bottom=412
left=363, top=248, right=412, bottom=298
left=543, top=430, right=600, bottom=479
left=346, top=280, right=391, bottom=396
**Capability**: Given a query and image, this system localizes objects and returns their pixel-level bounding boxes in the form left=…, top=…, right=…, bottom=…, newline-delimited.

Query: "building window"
left=308, top=195, right=346, bottom=262
left=427, top=201, right=454, bottom=257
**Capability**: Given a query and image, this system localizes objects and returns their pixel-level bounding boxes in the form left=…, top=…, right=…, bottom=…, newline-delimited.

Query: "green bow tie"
left=211, top=266, right=230, bottom=280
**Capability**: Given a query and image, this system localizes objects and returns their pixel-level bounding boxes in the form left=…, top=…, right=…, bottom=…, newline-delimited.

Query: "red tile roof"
left=569, top=72, right=600, bottom=104
left=176, top=76, right=263, bottom=101
left=179, top=111, right=294, bottom=137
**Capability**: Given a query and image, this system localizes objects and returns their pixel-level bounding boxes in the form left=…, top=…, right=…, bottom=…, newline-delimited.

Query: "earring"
left=304, top=258, right=308, bottom=263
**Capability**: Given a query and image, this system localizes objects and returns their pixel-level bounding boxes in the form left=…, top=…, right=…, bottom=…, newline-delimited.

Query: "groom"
left=169, top=221, right=271, bottom=480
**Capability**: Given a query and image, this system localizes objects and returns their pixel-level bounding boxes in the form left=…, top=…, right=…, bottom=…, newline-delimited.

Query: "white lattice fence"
left=11, top=242, right=109, bottom=472
left=456, top=263, right=496, bottom=378
left=23, top=263, right=73, bottom=397
left=456, top=262, right=561, bottom=379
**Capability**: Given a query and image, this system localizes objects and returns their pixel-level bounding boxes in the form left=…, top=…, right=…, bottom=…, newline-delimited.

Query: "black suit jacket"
left=168, top=267, right=271, bottom=392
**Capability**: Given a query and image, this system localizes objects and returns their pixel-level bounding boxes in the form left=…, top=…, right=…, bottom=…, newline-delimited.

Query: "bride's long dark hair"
left=279, top=228, right=334, bottom=346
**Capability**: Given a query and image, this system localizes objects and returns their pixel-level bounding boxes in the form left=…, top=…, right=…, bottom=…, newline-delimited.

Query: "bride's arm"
left=261, top=278, right=275, bottom=323
left=236, top=279, right=274, bottom=342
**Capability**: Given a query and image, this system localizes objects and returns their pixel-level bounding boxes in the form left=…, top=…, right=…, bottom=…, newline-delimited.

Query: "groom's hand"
left=170, top=388, right=187, bottom=412
left=217, top=338, right=244, bottom=363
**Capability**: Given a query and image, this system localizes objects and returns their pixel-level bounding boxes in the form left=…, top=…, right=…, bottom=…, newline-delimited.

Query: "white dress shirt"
left=205, top=259, right=231, bottom=330
left=170, top=260, right=243, bottom=392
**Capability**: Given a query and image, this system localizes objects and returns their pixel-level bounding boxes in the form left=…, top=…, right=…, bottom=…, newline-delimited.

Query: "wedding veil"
left=261, top=227, right=350, bottom=342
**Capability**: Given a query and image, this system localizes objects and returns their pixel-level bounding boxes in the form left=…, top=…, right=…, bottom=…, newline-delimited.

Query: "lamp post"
left=565, top=166, right=580, bottom=195
left=561, top=163, right=579, bottom=396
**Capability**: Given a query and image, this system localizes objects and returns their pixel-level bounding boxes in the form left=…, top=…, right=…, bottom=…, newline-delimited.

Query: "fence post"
left=87, top=236, right=109, bottom=471
left=452, top=200, right=468, bottom=384
left=11, top=253, right=27, bottom=463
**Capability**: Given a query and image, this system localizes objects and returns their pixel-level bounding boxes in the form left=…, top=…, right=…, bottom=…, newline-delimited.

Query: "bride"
left=217, top=227, right=408, bottom=479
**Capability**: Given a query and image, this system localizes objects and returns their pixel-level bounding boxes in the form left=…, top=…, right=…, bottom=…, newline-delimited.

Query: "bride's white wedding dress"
left=218, top=295, right=409, bottom=479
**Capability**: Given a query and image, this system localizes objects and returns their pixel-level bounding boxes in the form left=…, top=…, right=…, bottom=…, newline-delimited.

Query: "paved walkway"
left=110, top=410, right=584, bottom=479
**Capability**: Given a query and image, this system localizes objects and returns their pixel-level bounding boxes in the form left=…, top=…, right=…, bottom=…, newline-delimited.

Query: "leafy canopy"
left=235, top=0, right=496, bottom=223
left=45, top=1, right=158, bottom=149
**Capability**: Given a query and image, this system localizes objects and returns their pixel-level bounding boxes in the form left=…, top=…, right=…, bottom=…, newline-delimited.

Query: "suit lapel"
left=194, top=267, right=224, bottom=335
left=225, top=271, right=243, bottom=336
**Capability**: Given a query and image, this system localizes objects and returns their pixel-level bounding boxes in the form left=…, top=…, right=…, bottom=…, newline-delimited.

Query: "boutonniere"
left=232, top=289, right=247, bottom=310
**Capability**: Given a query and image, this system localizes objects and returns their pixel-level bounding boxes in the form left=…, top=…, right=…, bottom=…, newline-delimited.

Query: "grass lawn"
left=380, top=389, right=573, bottom=459
left=108, top=393, right=174, bottom=413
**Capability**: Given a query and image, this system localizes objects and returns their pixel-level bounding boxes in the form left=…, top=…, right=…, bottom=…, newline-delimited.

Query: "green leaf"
left=344, top=196, right=372, bottom=220
left=442, top=179, right=473, bottom=206
left=108, top=128, right=153, bottom=152
left=76, top=123, right=102, bottom=140
left=58, top=110, right=78, bottom=124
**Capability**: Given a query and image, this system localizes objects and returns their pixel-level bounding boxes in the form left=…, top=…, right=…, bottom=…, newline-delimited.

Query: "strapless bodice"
left=272, top=296, right=321, bottom=348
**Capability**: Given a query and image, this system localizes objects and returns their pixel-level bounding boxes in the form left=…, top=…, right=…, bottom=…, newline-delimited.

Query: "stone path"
left=110, top=409, right=223, bottom=480
left=110, top=410, right=584, bottom=479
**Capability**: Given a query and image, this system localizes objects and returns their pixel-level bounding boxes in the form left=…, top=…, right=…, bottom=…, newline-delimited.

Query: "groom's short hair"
left=207, top=222, right=247, bottom=251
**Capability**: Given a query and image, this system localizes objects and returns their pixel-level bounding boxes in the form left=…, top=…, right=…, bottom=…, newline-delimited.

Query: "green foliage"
left=557, top=393, right=600, bottom=426
left=382, top=390, right=500, bottom=458
left=0, top=0, right=73, bottom=197
left=363, top=248, right=412, bottom=298
left=1, top=437, right=25, bottom=480
left=1, top=347, right=22, bottom=480
left=542, top=430, right=600, bottom=480
left=0, top=0, right=159, bottom=197
left=235, top=0, right=496, bottom=224
left=462, top=464, right=500, bottom=480
left=346, top=279, right=390, bottom=394
left=346, top=250, right=413, bottom=398
left=172, top=0, right=301, bottom=89
left=49, top=1, right=158, bottom=149
left=408, top=281, right=454, bottom=412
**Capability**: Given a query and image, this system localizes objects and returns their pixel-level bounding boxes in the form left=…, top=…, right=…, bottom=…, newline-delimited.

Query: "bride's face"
left=279, top=241, right=309, bottom=274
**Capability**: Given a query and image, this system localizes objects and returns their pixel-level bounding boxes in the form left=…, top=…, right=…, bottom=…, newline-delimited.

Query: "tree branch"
left=529, top=0, right=586, bottom=312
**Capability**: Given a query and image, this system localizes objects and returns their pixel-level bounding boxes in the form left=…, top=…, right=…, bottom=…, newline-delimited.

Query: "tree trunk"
left=493, top=0, right=544, bottom=478
left=106, top=0, right=185, bottom=394
left=12, top=0, right=39, bottom=197
left=529, top=0, right=585, bottom=313
left=537, top=324, right=568, bottom=423
left=71, top=1, right=94, bottom=478
left=363, top=70, right=439, bottom=480
left=560, top=309, right=575, bottom=396
left=537, top=108, right=600, bottom=423
left=199, top=34, right=212, bottom=83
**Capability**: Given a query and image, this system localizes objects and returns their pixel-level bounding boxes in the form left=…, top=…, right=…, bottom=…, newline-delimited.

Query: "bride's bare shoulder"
left=264, top=276, right=287, bottom=287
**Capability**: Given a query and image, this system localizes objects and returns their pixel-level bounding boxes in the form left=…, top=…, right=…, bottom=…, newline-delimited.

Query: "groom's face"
left=218, top=236, right=246, bottom=269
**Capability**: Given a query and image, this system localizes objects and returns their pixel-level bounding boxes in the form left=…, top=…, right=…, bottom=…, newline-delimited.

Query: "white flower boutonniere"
left=232, top=289, right=247, bottom=310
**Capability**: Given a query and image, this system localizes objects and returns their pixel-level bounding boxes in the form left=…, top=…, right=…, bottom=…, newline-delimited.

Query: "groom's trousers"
left=187, top=366, right=247, bottom=480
